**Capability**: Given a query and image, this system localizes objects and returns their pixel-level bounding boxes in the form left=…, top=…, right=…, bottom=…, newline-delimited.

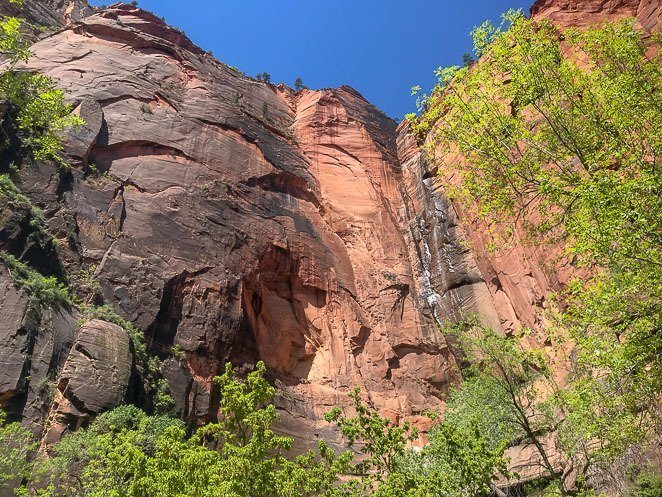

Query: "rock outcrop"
left=530, top=0, right=661, bottom=32
left=3, top=3, right=456, bottom=448
left=0, top=0, right=94, bottom=30
left=0, top=0, right=658, bottom=453
left=0, top=262, right=133, bottom=438
left=43, top=319, right=133, bottom=443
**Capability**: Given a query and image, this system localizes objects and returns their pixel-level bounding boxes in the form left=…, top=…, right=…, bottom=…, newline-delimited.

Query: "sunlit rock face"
left=5, top=3, right=457, bottom=448
left=1, top=0, right=658, bottom=450
left=0, top=0, right=94, bottom=37
left=530, top=0, right=660, bottom=32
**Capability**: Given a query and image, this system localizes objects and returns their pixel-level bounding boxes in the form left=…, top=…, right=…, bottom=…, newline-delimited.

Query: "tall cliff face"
left=2, top=3, right=455, bottom=447
left=1, top=0, right=658, bottom=449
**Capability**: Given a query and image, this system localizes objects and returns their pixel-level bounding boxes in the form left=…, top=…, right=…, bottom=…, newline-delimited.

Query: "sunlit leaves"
left=0, top=14, right=83, bottom=164
left=412, top=12, right=661, bottom=488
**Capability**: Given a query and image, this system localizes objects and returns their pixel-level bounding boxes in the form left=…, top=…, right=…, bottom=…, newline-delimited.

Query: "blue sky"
left=88, top=1, right=532, bottom=118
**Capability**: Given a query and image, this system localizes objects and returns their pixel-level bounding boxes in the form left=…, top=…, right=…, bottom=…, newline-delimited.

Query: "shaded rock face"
left=0, top=264, right=78, bottom=429
left=0, top=0, right=94, bottom=29
left=0, top=261, right=133, bottom=441
left=398, top=120, right=574, bottom=337
left=43, top=319, right=133, bottom=443
left=397, top=125, right=505, bottom=333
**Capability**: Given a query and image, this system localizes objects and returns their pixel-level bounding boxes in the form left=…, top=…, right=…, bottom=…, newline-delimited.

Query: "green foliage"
left=294, top=77, right=307, bottom=91
left=0, top=13, right=83, bottom=165
left=170, top=343, right=185, bottom=359
left=36, top=405, right=186, bottom=496
left=442, top=319, right=658, bottom=494
left=413, top=11, right=661, bottom=491
left=628, top=469, right=662, bottom=497
left=325, top=387, right=418, bottom=480
left=152, top=378, right=176, bottom=416
left=414, top=421, right=507, bottom=497
left=0, top=174, right=56, bottom=250
left=444, top=323, right=562, bottom=481
left=0, top=251, right=71, bottom=307
left=0, top=15, right=30, bottom=63
left=28, top=363, right=354, bottom=497
left=461, top=53, right=475, bottom=68
left=443, top=375, right=518, bottom=451
left=255, top=72, right=272, bottom=83
left=324, top=386, right=508, bottom=497
left=0, top=411, right=37, bottom=495
left=80, top=304, right=147, bottom=360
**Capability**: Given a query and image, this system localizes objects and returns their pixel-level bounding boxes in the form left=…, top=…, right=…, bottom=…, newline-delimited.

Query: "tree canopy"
left=408, top=9, right=661, bottom=496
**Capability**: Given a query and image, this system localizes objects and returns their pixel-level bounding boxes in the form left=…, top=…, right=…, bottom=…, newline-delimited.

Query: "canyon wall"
left=401, top=0, right=661, bottom=339
left=0, top=0, right=658, bottom=451
left=2, top=2, right=454, bottom=449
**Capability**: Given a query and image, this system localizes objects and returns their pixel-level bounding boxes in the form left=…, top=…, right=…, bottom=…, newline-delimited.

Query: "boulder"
left=44, top=319, right=133, bottom=441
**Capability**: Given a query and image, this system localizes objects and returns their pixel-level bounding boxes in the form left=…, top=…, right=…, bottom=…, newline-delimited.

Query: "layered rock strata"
left=0, top=0, right=658, bottom=452
left=4, top=3, right=455, bottom=447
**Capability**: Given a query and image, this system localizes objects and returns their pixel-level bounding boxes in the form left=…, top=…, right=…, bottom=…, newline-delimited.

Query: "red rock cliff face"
left=530, top=0, right=661, bottom=32
left=2, top=0, right=659, bottom=449
left=3, top=3, right=455, bottom=447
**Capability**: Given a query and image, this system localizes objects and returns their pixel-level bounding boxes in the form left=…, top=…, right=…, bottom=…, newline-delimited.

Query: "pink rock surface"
left=1, top=0, right=657, bottom=454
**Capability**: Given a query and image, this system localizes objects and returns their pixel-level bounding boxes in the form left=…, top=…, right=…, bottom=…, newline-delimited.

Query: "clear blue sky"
left=88, top=1, right=532, bottom=118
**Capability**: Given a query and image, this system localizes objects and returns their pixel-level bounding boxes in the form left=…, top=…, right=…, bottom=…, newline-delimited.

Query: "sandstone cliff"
left=0, top=0, right=658, bottom=453
left=0, top=0, right=93, bottom=37
left=1, top=2, right=455, bottom=449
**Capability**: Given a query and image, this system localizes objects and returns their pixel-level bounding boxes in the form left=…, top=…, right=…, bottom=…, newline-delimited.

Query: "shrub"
left=0, top=251, right=70, bottom=307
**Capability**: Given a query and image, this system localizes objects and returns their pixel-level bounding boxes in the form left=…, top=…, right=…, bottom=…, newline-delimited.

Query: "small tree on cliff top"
left=294, top=77, right=307, bottom=91
left=0, top=3, right=83, bottom=166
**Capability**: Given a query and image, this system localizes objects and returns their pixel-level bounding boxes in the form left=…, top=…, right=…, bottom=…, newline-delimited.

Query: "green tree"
left=325, top=388, right=418, bottom=486
left=412, top=11, right=661, bottom=492
left=412, top=421, right=507, bottom=497
left=256, top=72, right=272, bottom=83
left=446, top=323, right=564, bottom=485
left=294, top=77, right=307, bottom=91
left=34, top=363, right=353, bottom=497
left=460, top=53, right=475, bottom=68
left=326, top=387, right=508, bottom=497
left=0, top=411, right=38, bottom=495
left=0, top=4, right=83, bottom=165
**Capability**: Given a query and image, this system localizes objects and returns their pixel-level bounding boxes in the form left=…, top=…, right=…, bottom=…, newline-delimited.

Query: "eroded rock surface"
left=1, top=0, right=658, bottom=453
left=531, top=0, right=661, bottom=32
left=44, top=319, right=133, bottom=442
left=0, top=264, right=79, bottom=431
left=6, top=3, right=455, bottom=448
left=0, top=0, right=94, bottom=30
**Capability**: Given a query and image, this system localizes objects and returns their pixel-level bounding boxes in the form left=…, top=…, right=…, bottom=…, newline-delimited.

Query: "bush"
left=0, top=251, right=71, bottom=307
